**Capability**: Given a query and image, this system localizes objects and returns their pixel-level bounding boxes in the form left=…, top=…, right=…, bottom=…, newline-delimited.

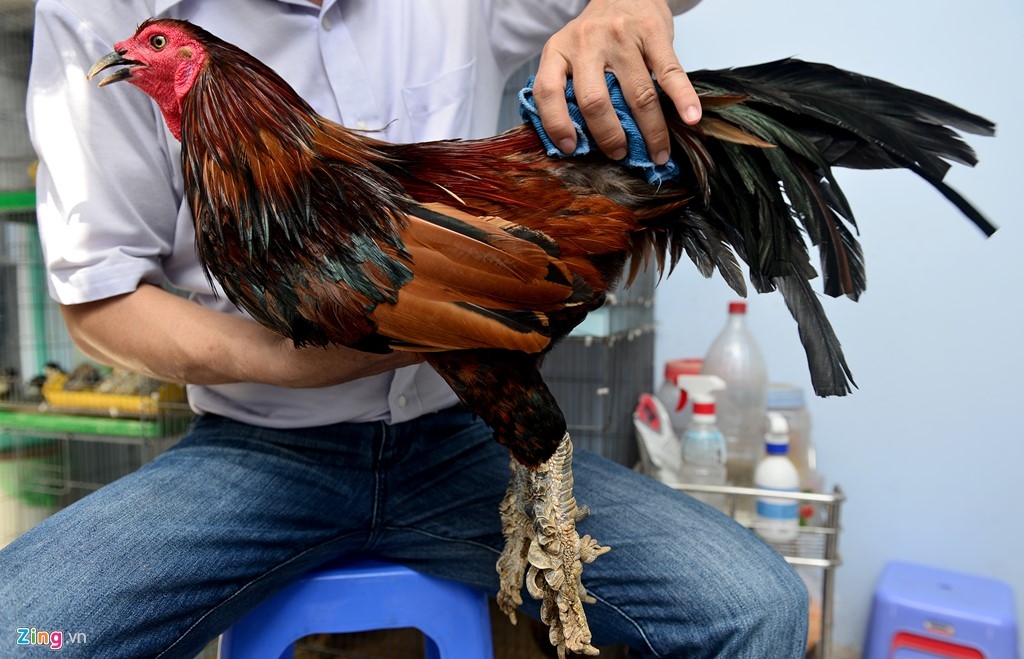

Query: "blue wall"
left=662, top=0, right=1023, bottom=651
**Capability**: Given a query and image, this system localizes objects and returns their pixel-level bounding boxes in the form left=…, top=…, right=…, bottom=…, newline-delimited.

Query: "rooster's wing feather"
left=362, top=202, right=593, bottom=354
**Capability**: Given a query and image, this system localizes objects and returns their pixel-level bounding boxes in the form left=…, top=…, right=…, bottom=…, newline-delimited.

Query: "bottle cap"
left=765, top=412, right=790, bottom=454
left=767, top=383, right=806, bottom=410
left=664, top=358, right=703, bottom=383
left=728, top=301, right=747, bottom=314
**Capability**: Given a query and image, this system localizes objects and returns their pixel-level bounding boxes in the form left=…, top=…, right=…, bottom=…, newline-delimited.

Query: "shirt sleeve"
left=28, top=1, right=182, bottom=305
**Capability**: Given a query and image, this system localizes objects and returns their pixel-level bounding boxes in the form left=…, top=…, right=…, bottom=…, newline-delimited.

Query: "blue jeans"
left=0, top=408, right=807, bottom=658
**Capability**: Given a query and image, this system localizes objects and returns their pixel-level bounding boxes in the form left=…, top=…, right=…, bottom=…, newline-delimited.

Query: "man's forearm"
left=59, top=284, right=418, bottom=387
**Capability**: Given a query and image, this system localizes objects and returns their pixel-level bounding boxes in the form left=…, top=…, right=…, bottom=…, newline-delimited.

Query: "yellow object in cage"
left=41, top=373, right=186, bottom=417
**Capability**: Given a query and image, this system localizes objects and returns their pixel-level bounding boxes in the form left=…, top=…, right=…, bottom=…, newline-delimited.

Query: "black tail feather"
left=690, top=59, right=996, bottom=235
left=666, top=58, right=995, bottom=396
left=775, top=274, right=856, bottom=397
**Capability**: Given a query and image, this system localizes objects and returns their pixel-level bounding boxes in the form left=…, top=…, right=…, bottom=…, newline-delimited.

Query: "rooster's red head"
left=88, top=19, right=210, bottom=139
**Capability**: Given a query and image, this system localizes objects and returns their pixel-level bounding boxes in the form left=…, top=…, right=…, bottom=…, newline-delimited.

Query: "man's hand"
left=533, top=0, right=701, bottom=165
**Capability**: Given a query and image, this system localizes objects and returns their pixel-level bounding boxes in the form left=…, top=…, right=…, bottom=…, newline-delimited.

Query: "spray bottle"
left=753, top=412, right=801, bottom=543
left=632, top=393, right=682, bottom=484
left=676, top=374, right=728, bottom=512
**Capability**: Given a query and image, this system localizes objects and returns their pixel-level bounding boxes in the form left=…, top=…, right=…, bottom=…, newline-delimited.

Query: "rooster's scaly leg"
left=496, top=457, right=530, bottom=620
left=496, top=433, right=611, bottom=658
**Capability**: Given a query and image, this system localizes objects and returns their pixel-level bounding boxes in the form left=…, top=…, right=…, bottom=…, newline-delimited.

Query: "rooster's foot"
left=495, top=433, right=611, bottom=658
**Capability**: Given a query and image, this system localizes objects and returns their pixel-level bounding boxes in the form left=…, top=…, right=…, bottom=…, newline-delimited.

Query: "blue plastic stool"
left=219, top=560, right=494, bottom=659
left=864, top=561, right=1019, bottom=659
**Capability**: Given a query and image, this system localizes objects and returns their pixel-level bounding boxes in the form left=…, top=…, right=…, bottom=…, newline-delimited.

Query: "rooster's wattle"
left=89, top=18, right=994, bottom=657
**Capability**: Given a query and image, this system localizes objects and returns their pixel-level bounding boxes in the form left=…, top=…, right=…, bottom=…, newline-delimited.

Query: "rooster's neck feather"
left=174, top=32, right=419, bottom=338
left=179, top=39, right=411, bottom=258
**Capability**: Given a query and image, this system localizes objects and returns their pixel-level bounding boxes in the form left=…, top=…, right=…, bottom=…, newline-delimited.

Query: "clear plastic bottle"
left=753, top=412, right=801, bottom=543
left=677, top=375, right=728, bottom=513
left=701, top=301, right=768, bottom=489
left=655, top=358, right=703, bottom=436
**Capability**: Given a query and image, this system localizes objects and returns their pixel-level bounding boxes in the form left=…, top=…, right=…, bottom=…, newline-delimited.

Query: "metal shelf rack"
left=670, top=482, right=845, bottom=659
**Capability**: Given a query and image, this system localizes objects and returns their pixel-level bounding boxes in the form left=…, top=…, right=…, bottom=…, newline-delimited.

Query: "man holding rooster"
left=1, top=0, right=809, bottom=657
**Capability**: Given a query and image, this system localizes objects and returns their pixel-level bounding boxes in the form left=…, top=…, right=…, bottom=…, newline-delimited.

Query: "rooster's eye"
left=150, top=34, right=168, bottom=50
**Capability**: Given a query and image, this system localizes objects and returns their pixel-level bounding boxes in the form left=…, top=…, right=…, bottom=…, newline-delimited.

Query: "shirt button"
left=397, top=395, right=407, bottom=407
left=322, top=17, right=333, bottom=30
left=356, top=119, right=367, bottom=130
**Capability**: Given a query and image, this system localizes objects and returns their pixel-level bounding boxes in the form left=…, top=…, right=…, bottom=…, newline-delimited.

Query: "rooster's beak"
left=88, top=49, right=140, bottom=87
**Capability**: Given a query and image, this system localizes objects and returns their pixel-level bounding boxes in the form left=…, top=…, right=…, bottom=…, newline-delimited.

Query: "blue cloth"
left=519, top=72, right=680, bottom=185
left=0, top=409, right=808, bottom=658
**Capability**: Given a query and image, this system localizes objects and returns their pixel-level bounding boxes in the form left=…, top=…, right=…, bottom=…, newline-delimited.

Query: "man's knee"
left=737, top=561, right=811, bottom=655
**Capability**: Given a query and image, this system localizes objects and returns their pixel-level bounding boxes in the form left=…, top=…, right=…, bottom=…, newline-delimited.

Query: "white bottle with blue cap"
left=753, top=412, right=800, bottom=542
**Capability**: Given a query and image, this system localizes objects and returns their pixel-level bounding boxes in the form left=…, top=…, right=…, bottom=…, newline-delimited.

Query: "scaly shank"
left=496, top=433, right=611, bottom=658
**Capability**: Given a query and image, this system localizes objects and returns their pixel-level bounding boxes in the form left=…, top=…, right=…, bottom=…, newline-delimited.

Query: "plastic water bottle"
left=676, top=374, right=728, bottom=512
left=753, top=412, right=801, bottom=543
left=702, top=301, right=768, bottom=489
left=656, top=358, right=703, bottom=436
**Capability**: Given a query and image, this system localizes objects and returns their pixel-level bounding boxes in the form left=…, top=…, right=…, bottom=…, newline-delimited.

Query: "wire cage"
left=540, top=275, right=656, bottom=469
left=0, top=212, right=193, bottom=550
left=0, top=0, right=34, bottom=198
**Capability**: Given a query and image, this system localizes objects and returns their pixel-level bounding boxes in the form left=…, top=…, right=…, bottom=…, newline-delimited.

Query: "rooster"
left=89, top=18, right=994, bottom=657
